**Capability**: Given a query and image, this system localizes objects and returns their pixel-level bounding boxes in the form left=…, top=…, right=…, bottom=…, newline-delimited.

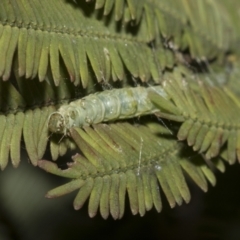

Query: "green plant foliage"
left=0, top=0, right=176, bottom=85
left=0, top=74, right=81, bottom=169
left=91, top=0, right=240, bottom=58
left=0, top=0, right=240, bottom=220
left=148, top=67, right=240, bottom=165
left=38, top=121, right=223, bottom=219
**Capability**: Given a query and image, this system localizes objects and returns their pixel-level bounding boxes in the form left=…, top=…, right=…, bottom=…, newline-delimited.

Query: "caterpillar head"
left=48, top=112, right=66, bottom=135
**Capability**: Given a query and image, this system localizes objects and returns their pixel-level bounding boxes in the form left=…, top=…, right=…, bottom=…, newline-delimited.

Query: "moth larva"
left=48, top=86, right=167, bottom=135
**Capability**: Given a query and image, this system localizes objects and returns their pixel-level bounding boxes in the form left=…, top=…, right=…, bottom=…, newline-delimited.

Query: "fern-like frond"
left=89, top=0, right=240, bottom=59
left=38, top=121, right=221, bottom=219
left=0, top=0, right=177, bottom=86
left=0, top=70, right=83, bottom=169
left=2, top=63, right=238, bottom=170
left=0, top=0, right=239, bottom=226
left=1, top=0, right=239, bottom=87
left=1, top=103, right=79, bottom=169
left=149, top=70, right=240, bottom=164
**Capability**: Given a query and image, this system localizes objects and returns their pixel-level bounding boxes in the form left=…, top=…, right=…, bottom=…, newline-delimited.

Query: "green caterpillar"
left=48, top=86, right=168, bottom=134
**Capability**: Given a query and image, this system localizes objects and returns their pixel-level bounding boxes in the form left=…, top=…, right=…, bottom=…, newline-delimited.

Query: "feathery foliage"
left=39, top=121, right=222, bottom=219
left=148, top=67, right=240, bottom=165
left=91, top=0, right=240, bottom=58
left=0, top=0, right=240, bottom=219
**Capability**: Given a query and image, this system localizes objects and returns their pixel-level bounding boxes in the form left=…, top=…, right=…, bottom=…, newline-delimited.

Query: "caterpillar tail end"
left=48, top=112, right=66, bottom=135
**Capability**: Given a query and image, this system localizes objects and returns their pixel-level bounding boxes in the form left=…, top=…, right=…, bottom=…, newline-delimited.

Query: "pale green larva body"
left=48, top=86, right=168, bottom=134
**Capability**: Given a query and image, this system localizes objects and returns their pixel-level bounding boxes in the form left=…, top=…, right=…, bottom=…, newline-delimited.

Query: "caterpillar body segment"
left=48, top=86, right=168, bottom=135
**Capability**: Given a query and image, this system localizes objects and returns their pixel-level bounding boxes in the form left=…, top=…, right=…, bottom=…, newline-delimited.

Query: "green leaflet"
left=0, top=71, right=80, bottom=169
left=1, top=63, right=239, bottom=171
left=89, top=0, right=240, bottom=58
left=1, top=0, right=239, bottom=88
left=0, top=0, right=177, bottom=86
left=148, top=70, right=240, bottom=165
left=38, top=121, right=222, bottom=219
